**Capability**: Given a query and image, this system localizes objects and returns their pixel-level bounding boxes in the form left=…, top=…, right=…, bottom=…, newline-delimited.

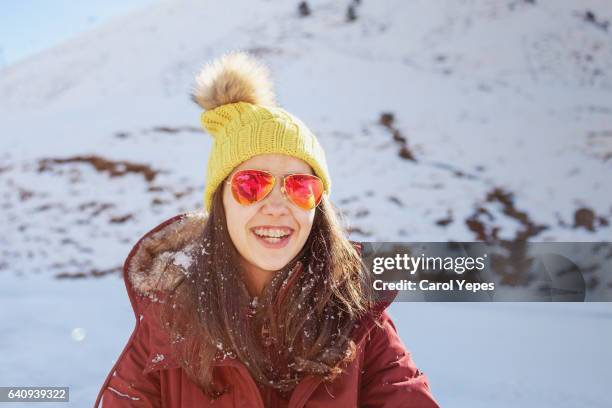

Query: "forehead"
left=234, top=154, right=313, bottom=174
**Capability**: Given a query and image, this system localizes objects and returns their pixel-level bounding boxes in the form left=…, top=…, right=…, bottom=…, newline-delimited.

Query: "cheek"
left=296, top=211, right=315, bottom=239
left=223, top=192, right=246, bottom=236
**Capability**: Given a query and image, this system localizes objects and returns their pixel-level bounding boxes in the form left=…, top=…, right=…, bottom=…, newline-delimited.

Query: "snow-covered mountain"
left=1, top=0, right=611, bottom=407
left=2, top=0, right=611, bottom=278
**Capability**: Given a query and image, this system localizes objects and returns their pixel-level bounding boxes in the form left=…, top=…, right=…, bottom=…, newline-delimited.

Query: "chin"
left=253, top=257, right=293, bottom=272
left=246, top=235, right=302, bottom=271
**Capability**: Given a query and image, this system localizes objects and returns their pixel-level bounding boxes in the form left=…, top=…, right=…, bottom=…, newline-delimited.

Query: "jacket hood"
left=123, top=210, right=395, bottom=313
left=120, top=210, right=396, bottom=372
left=125, top=211, right=207, bottom=310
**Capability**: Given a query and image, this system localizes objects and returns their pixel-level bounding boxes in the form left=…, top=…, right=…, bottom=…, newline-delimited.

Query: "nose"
left=261, top=181, right=290, bottom=216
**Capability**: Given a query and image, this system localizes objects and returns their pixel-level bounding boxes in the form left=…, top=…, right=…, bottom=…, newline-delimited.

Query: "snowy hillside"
left=1, top=0, right=611, bottom=406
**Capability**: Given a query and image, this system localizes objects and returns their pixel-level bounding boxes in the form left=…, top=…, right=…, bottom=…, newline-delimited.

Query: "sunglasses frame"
left=226, top=169, right=324, bottom=210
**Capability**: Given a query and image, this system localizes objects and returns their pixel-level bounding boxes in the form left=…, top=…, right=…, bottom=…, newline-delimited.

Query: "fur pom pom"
left=191, top=51, right=277, bottom=110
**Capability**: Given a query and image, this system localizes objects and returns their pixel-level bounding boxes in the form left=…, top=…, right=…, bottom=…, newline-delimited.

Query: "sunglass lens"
left=284, top=174, right=324, bottom=210
left=231, top=170, right=275, bottom=205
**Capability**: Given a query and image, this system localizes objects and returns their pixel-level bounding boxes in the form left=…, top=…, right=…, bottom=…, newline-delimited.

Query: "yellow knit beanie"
left=192, top=51, right=331, bottom=212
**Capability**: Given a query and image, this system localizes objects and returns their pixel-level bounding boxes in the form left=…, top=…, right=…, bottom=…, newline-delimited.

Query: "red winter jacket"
left=94, top=211, right=440, bottom=407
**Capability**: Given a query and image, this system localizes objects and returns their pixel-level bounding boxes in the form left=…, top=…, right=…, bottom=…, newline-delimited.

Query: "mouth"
left=250, top=226, right=294, bottom=249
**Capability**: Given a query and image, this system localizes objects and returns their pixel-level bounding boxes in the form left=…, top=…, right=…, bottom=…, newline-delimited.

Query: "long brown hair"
left=159, top=185, right=377, bottom=398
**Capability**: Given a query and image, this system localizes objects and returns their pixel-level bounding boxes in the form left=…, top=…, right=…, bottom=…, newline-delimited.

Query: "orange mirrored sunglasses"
left=227, top=169, right=324, bottom=210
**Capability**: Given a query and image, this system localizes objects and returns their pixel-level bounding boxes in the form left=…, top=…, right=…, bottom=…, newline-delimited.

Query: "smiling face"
left=222, top=154, right=317, bottom=274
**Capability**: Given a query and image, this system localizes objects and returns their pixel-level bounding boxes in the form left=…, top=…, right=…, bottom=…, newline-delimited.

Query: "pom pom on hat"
left=191, top=51, right=277, bottom=111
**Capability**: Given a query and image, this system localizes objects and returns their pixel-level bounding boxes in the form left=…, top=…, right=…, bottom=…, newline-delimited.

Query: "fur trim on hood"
left=126, top=211, right=208, bottom=297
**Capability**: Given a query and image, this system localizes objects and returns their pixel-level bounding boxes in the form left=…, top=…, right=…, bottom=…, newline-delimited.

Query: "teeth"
left=253, top=228, right=291, bottom=238
left=260, top=236, right=282, bottom=243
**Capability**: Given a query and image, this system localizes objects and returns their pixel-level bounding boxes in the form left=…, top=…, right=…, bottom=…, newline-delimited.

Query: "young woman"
left=95, top=52, right=439, bottom=407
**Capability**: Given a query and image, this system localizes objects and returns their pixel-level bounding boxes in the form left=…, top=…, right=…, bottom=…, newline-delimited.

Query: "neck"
left=240, top=260, right=276, bottom=298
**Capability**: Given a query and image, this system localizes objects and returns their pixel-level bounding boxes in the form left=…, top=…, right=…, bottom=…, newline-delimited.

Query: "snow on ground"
left=0, top=272, right=611, bottom=407
left=389, top=302, right=612, bottom=408
left=1, top=0, right=611, bottom=406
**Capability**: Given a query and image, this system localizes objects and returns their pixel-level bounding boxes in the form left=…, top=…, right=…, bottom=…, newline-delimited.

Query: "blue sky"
left=0, top=0, right=160, bottom=67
